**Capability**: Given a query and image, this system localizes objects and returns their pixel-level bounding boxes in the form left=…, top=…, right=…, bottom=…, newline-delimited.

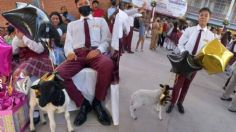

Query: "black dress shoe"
left=228, top=108, right=236, bottom=113
left=221, top=97, right=232, bottom=101
left=166, top=103, right=174, bottom=113
left=92, top=99, right=111, bottom=126
left=33, top=110, right=40, bottom=125
left=177, top=103, right=185, bottom=114
left=127, top=51, right=134, bottom=54
left=222, top=86, right=226, bottom=90
left=74, top=99, right=92, bottom=126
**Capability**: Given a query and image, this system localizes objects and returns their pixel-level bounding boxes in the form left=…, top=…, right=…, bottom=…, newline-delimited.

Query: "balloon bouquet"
left=1, top=2, right=59, bottom=94
left=167, top=39, right=234, bottom=79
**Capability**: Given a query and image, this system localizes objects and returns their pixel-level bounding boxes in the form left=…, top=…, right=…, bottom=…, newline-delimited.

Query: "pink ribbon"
left=0, top=90, right=25, bottom=111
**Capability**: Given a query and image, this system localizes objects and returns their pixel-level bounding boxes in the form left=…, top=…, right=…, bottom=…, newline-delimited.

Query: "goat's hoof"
left=30, top=130, right=36, bottom=132
left=133, top=117, right=138, bottom=120
left=41, top=121, right=47, bottom=125
left=134, top=108, right=136, bottom=112
left=159, top=118, right=163, bottom=121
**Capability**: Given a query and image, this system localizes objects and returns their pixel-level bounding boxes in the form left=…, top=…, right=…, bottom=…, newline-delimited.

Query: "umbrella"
left=196, top=39, right=233, bottom=75
left=2, top=2, right=50, bottom=41
left=167, top=51, right=202, bottom=75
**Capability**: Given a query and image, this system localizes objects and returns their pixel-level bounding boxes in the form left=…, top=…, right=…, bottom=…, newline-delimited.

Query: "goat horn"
left=40, top=72, right=50, bottom=81
left=159, top=94, right=165, bottom=100
left=45, top=73, right=55, bottom=81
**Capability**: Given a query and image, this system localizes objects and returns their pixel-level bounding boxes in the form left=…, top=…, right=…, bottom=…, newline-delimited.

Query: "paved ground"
left=31, top=31, right=236, bottom=132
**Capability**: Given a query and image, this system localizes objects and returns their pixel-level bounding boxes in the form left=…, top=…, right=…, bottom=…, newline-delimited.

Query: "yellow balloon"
left=196, top=39, right=233, bottom=74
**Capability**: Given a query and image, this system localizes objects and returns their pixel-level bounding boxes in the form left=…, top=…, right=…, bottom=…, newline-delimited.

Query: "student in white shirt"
left=123, top=2, right=146, bottom=53
left=56, top=0, right=113, bottom=126
left=110, top=1, right=130, bottom=83
left=166, top=7, right=215, bottom=114
left=221, top=64, right=236, bottom=112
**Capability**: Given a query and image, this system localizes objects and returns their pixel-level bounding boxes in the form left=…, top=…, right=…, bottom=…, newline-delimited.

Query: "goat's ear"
left=55, top=73, right=64, bottom=82
left=31, top=84, right=40, bottom=90
left=168, top=86, right=173, bottom=90
left=159, top=84, right=164, bottom=88
left=55, top=82, right=65, bottom=89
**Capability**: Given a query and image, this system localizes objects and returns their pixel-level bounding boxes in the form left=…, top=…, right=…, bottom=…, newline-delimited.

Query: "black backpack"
left=134, top=17, right=140, bottom=29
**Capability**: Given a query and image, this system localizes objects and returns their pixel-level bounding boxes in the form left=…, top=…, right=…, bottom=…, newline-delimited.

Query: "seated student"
left=11, top=27, right=55, bottom=82
left=50, top=11, right=67, bottom=66
left=56, top=0, right=114, bottom=126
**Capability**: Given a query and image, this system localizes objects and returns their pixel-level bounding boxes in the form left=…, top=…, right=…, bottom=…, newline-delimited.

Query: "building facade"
left=1, top=0, right=235, bottom=29
left=186, top=0, right=236, bottom=29
left=0, top=0, right=111, bottom=27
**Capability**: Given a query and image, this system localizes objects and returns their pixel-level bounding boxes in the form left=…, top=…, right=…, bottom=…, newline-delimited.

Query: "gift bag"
left=0, top=37, right=12, bottom=77
left=0, top=91, right=29, bottom=132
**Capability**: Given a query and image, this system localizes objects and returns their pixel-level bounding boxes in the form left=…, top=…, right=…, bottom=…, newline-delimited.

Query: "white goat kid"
left=129, top=84, right=172, bottom=120
left=29, top=73, right=74, bottom=132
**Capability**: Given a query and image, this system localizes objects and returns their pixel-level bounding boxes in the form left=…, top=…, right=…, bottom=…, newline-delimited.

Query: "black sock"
left=83, top=98, right=91, bottom=107
left=92, top=98, right=101, bottom=106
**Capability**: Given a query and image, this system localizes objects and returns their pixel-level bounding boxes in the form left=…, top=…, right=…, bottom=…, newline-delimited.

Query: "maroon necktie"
left=231, top=42, right=236, bottom=53
left=84, top=18, right=91, bottom=48
left=192, top=29, right=203, bottom=55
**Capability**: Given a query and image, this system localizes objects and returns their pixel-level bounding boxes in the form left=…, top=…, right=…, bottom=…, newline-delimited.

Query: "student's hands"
left=15, top=30, right=24, bottom=40
left=86, top=49, right=101, bottom=60
left=67, top=52, right=77, bottom=61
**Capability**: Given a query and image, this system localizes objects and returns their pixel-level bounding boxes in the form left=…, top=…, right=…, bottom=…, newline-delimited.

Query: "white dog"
left=129, top=84, right=172, bottom=120
left=28, top=73, right=74, bottom=132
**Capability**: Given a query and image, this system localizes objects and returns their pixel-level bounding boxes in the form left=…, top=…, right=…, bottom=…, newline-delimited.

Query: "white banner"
left=132, top=0, right=187, bottom=17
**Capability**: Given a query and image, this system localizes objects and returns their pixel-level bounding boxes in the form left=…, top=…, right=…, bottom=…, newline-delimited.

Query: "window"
left=193, top=0, right=201, bottom=8
left=213, top=0, right=231, bottom=14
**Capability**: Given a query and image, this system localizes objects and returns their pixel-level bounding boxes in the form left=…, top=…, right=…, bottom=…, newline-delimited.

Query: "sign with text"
left=132, top=0, right=187, bottom=17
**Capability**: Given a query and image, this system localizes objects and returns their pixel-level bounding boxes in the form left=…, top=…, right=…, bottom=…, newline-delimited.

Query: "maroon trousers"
left=56, top=49, right=114, bottom=107
left=124, top=27, right=134, bottom=51
left=171, top=72, right=197, bottom=104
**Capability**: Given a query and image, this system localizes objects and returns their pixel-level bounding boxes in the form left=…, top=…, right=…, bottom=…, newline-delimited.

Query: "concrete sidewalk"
left=34, top=31, right=236, bottom=132
left=119, top=31, right=236, bottom=132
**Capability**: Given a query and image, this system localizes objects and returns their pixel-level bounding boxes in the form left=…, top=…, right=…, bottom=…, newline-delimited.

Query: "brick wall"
left=0, top=0, right=32, bottom=27
left=0, top=0, right=111, bottom=27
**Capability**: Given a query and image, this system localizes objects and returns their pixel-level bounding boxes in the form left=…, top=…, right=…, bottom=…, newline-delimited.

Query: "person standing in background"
left=4, top=25, right=15, bottom=45
left=149, top=18, right=160, bottom=51
left=92, top=0, right=105, bottom=17
left=61, top=5, right=76, bottom=22
left=135, top=13, right=146, bottom=52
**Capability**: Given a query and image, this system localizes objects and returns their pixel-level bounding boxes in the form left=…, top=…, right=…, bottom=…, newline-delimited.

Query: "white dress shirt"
left=64, top=14, right=111, bottom=57
left=124, top=8, right=139, bottom=27
left=107, top=6, right=117, bottom=19
left=178, top=25, right=215, bottom=55
left=111, top=9, right=130, bottom=51
left=12, top=36, right=45, bottom=54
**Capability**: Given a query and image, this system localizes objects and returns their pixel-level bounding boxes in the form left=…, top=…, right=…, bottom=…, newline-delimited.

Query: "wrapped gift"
left=0, top=37, right=12, bottom=77
left=196, top=39, right=233, bottom=74
left=0, top=75, right=7, bottom=90
left=0, top=91, right=29, bottom=132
